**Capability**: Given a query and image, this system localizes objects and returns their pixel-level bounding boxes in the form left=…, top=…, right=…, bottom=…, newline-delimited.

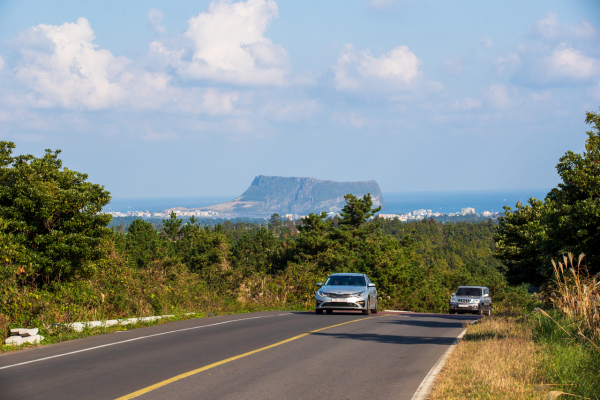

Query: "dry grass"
left=548, top=253, right=600, bottom=345
left=429, top=315, right=546, bottom=399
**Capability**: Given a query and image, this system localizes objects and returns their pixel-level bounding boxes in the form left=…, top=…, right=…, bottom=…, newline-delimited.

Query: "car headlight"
left=316, top=291, right=328, bottom=297
left=471, top=299, right=480, bottom=303
left=352, top=291, right=365, bottom=297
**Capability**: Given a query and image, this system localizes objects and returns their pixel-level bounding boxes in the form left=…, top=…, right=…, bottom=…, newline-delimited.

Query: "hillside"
left=168, top=175, right=385, bottom=216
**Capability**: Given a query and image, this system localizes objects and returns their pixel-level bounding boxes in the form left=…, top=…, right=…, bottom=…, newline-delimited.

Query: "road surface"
left=0, top=310, right=479, bottom=400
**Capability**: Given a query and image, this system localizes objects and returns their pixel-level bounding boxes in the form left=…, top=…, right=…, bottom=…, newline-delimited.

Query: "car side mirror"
left=483, top=293, right=489, bottom=297
left=368, top=283, right=376, bottom=288
left=316, top=282, right=322, bottom=287
left=451, top=293, right=455, bottom=297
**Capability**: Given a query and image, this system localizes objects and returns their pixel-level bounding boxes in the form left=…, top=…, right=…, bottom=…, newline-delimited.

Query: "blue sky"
left=1, top=0, right=599, bottom=198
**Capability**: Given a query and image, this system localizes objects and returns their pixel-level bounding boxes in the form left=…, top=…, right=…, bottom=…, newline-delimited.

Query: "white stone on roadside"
left=5, top=336, right=24, bottom=346
left=10, top=328, right=39, bottom=337
left=4, top=335, right=44, bottom=346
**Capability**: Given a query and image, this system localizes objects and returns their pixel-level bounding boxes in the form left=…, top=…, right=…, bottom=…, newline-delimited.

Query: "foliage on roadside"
left=433, top=253, right=600, bottom=399
left=545, top=254, right=600, bottom=344
left=495, top=110, right=600, bottom=285
left=0, top=142, right=511, bottom=347
left=430, top=314, right=546, bottom=400
left=533, top=309, right=600, bottom=399
left=528, top=253, right=600, bottom=399
left=0, top=141, right=112, bottom=283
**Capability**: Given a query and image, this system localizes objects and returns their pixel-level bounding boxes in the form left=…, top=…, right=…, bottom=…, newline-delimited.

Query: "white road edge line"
left=0, top=313, right=291, bottom=371
left=410, top=321, right=475, bottom=400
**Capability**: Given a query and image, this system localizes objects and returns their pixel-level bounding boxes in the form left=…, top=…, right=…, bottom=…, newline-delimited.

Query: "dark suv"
left=449, top=286, right=492, bottom=316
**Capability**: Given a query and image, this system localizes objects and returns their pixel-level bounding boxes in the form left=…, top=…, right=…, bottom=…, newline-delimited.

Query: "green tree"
left=339, top=193, right=381, bottom=231
left=269, top=213, right=281, bottom=235
left=495, top=110, right=600, bottom=284
left=162, top=211, right=182, bottom=241
left=0, top=142, right=112, bottom=282
left=233, top=227, right=282, bottom=273
left=126, top=219, right=167, bottom=269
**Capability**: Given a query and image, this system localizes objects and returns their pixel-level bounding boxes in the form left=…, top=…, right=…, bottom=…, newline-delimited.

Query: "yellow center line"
left=115, top=315, right=389, bottom=399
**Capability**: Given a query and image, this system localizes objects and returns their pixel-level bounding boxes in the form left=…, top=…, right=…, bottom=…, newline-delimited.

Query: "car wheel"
left=362, top=302, right=370, bottom=315
left=326, top=309, right=333, bottom=314
left=372, top=301, right=378, bottom=314
left=316, top=309, right=323, bottom=314
left=477, top=305, right=484, bottom=315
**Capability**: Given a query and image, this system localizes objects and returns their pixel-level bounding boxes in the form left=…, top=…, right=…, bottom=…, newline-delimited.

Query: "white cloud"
left=262, top=99, right=318, bottom=121
left=333, top=44, right=427, bottom=91
left=148, top=9, right=166, bottom=34
left=455, top=97, right=481, bottom=110
left=331, top=112, right=374, bottom=129
left=483, top=84, right=514, bottom=110
left=152, top=0, right=289, bottom=86
left=495, top=53, right=521, bottom=75
left=442, top=55, right=465, bottom=75
left=548, top=46, right=596, bottom=80
left=0, top=56, right=4, bottom=70
left=495, top=14, right=599, bottom=85
left=480, top=36, right=493, bottom=49
left=10, top=18, right=172, bottom=110
left=175, top=88, right=240, bottom=115
left=141, top=127, right=177, bottom=142
left=531, top=90, right=553, bottom=102
left=6, top=17, right=241, bottom=114
left=534, top=12, right=597, bottom=40
left=501, top=43, right=599, bottom=85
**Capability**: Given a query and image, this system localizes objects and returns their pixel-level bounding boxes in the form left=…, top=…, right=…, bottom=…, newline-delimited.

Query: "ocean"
left=105, top=188, right=551, bottom=215
left=381, top=189, right=551, bottom=215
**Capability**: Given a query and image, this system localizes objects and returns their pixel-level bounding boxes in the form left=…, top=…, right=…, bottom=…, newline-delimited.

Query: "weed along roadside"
left=428, top=255, right=600, bottom=400
left=428, top=314, right=546, bottom=399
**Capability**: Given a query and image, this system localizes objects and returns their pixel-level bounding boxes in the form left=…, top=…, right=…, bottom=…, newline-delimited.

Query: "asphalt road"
left=0, top=310, right=480, bottom=400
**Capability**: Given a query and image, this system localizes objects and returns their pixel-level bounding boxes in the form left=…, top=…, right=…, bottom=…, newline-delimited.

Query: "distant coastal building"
left=378, top=214, right=401, bottom=220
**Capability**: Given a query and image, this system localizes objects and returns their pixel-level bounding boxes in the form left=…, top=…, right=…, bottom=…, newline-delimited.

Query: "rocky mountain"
left=169, top=176, right=385, bottom=216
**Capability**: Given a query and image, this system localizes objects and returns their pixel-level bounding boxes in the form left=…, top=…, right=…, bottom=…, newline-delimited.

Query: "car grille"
left=321, top=302, right=358, bottom=308
left=457, top=299, right=471, bottom=303
left=322, top=293, right=353, bottom=298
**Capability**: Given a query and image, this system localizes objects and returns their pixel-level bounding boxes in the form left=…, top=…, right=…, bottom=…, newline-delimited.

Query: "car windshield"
left=324, top=276, right=365, bottom=286
left=456, top=288, right=482, bottom=297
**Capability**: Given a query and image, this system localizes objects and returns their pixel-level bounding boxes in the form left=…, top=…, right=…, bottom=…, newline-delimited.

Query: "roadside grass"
left=0, top=255, right=316, bottom=352
left=429, top=312, right=600, bottom=400
left=429, top=314, right=546, bottom=400
left=0, top=301, right=310, bottom=354
left=533, top=309, right=600, bottom=399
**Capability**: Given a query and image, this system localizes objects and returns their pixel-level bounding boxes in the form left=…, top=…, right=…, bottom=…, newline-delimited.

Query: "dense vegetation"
left=0, top=139, right=514, bottom=340
left=1, top=111, right=598, bottom=399
left=495, top=110, right=600, bottom=285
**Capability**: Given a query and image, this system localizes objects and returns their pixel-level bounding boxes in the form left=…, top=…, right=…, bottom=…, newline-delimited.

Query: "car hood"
left=452, top=296, right=482, bottom=300
left=319, top=285, right=366, bottom=294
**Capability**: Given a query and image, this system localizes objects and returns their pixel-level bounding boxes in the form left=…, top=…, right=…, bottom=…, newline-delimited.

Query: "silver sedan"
left=315, top=273, right=378, bottom=315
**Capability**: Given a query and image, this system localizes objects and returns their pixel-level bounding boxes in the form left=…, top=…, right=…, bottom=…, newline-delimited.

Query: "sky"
left=1, top=0, right=599, bottom=198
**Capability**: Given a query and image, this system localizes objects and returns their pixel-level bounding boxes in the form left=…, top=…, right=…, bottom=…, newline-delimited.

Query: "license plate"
left=332, top=298, right=347, bottom=303
left=458, top=305, right=469, bottom=308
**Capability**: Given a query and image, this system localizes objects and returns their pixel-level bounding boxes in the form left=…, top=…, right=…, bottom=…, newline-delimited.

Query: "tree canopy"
left=495, top=110, right=600, bottom=285
left=0, top=141, right=112, bottom=282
